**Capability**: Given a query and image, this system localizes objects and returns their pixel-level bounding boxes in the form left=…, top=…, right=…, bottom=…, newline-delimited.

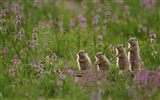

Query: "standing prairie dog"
left=94, top=52, right=110, bottom=70
left=116, top=44, right=131, bottom=71
left=77, top=50, right=92, bottom=70
left=128, top=38, right=141, bottom=72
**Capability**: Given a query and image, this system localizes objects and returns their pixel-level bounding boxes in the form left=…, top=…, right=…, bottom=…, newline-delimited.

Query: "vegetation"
left=0, top=0, right=160, bottom=99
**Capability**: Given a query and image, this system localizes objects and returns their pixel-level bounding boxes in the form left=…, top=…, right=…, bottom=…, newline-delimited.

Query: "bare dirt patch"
left=73, top=70, right=108, bottom=90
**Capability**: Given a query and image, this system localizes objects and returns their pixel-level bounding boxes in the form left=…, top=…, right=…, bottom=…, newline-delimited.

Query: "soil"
left=73, top=70, right=108, bottom=90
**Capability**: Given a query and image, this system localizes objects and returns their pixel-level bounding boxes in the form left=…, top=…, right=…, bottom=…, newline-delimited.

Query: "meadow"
left=0, top=0, right=160, bottom=100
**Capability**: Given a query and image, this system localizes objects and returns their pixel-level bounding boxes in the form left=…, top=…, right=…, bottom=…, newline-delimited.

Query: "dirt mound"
left=73, top=70, right=108, bottom=90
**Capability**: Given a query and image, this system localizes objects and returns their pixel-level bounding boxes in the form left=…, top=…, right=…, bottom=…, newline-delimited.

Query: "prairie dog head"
left=128, top=38, right=138, bottom=46
left=116, top=44, right=125, bottom=53
left=78, top=50, right=87, bottom=58
left=95, top=52, right=105, bottom=60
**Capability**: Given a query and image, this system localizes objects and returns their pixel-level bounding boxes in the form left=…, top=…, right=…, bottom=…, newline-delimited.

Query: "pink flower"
left=11, top=59, right=22, bottom=65
left=67, top=69, right=74, bottom=75
left=150, top=34, right=156, bottom=38
left=150, top=38, right=156, bottom=44
left=74, top=77, right=79, bottom=83
left=51, top=53, right=57, bottom=60
left=109, top=44, right=115, bottom=52
left=142, top=27, right=147, bottom=32
left=9, top=73, right=15, bottom=77
left=151, top=51, right=158, bottom=57
left=31, top=60, right=36, bottom=68
left=9, top=67, right=14, bottom=73
left=13, top=54, right=18, bottom=59
left=78, top=15, right=87, bottom=28
left=3, top=46, right=9, bottom=53
left=123, top=5, right=129, bottom=12
left=98, top=35, right=103, bottom=42
left=57, top=81, right=63, bottom=86
left=38, top=60, right=44, bottom=67
left=59, top=74, right=66, bottom=79
left=33, top=27, right=38, bottom=33
left=64, top=62, right=69, bottom=70
left=92, top=15, right=100, bottom=24
left=138, top=24, right=143, bottom=29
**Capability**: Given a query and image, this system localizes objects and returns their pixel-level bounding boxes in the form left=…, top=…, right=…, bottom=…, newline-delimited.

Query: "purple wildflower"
left=11, top=59, right=22, bottom=65
left=123, top=5, right=129, bottom=12
left=78, top=15, right=87, bottom=28
left=97, top=7, right=102, bottom=12
left=142, top=27, right=147, bottom=32
left=98, top=35, right=103, bottom=43
left=150, top=34, right=156, bottom=38
left=57, top=80, right=63, bottom=86
left=2, top=26, right=7, bottom=35
left=67, top=69, right=74, bottom=75
left=34, top=43, right=39, bottom=48
left=151, top=51, right=158, bottom=57
left=38, top=60, right=44, bottom=68
left=13, top=54, right=18, bottom=59
left=150, top=38, right=156, bottom=44
left=92, top=15, right=100, bottom=25
left=33, top=27, right=38, bottom=33
left=9, top=67, right=14, bottom=73
left=3, top=46, right=9, bottom=54
left=17, top=28, right=24, bottom=40
left=9, top=73, right=15, bottom=77
left=0, top=19, right=6, bottom=24
left=0, top=10, right=6, bottom=17
left=109, top=44, right=115, bottom=52
left=64, top=62, right=69, bottom=70
left=138, top=24, right=143, bottom=30
left=74, top=77, right=79, bottom=83
left=51, top=53, right=57, bottom=60
left=95, top=25, right=100, bottom=31
left=59, top=74, right=66, bottom=79
left=31, top=60, right=36, bottom=68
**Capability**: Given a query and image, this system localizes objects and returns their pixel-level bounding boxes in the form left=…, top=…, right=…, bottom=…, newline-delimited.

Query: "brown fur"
left=94, top=52, right=110, bottom=70
left=128, top=38, right=141, bottom=72
left=77, top=50, right=92, bottom=70
left=116, top=44, right=131, bottom=72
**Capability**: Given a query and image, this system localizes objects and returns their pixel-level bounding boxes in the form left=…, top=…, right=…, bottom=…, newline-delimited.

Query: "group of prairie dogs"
left=77, top=38, right=141, bottom=73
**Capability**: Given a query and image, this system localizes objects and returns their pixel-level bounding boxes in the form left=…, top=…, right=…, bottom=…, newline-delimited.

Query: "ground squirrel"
left=77, top=50, right=92, bottom=70
left=116, top=44, right=131, bottom=71
left=94, top=52, right=110, bottom=70
left=128, top=38, right=141, bottom=72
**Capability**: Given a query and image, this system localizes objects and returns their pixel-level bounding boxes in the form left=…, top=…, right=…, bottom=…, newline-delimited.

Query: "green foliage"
left=0, top=0, right=160, bottom=100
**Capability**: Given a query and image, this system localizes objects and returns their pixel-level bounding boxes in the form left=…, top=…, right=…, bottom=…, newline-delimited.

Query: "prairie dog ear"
left=123, top=44, right=125, bottom=48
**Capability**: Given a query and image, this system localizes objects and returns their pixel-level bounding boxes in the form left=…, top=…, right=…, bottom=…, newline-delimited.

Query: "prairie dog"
left=116, top=44, right=131, bottom=71
left=128, top=38, right=141, bottom=72
left=94, top=52, right=110, bottom=70
left=77, top=50, right=92, bottom=70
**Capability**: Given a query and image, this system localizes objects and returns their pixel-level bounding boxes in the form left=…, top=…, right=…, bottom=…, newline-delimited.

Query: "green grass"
left=0, top=0, right=160, bottom=100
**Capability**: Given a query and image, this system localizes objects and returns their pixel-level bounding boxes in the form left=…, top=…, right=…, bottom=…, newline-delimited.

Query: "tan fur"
left=128, top=38, right=141, bottom=72
left=94, top=52, right=110, bottom=70
left=116, top=44, right=131, bottom=72
left=77, top=50, right=91, bottom=70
